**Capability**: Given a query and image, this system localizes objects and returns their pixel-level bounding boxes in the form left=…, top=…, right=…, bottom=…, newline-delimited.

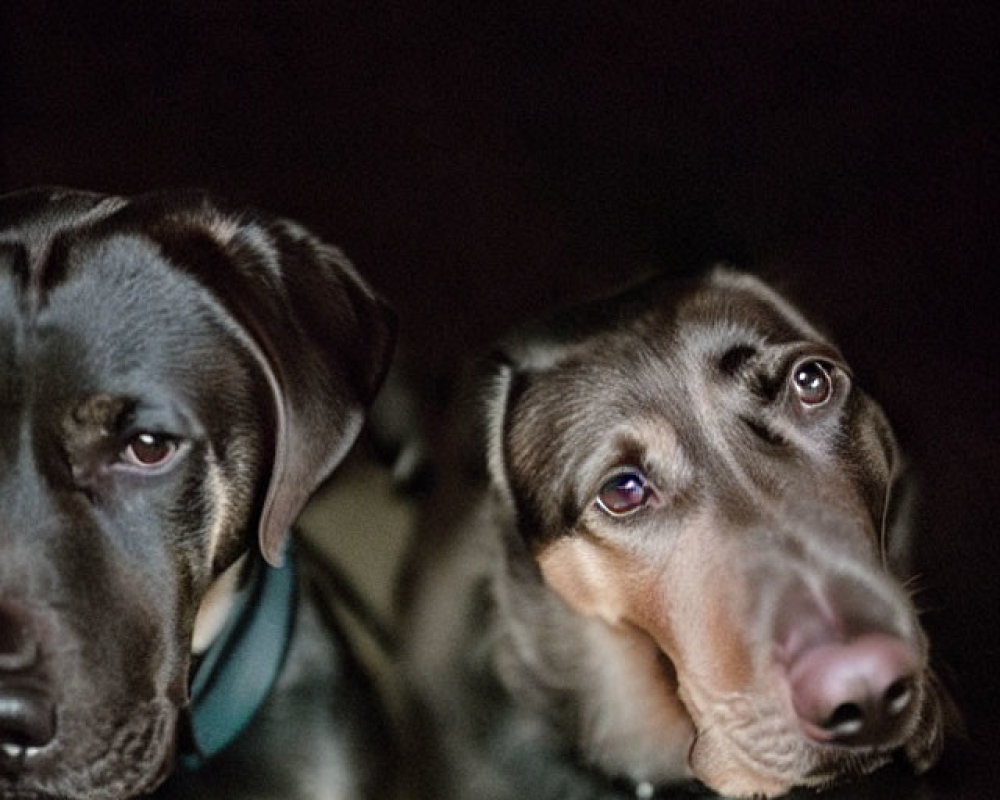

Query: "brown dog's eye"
left=122, top=433, right=178, bottom=469
left=792, top=360, right=833, bottom=406
left=596, top=470, right=651, bottom=516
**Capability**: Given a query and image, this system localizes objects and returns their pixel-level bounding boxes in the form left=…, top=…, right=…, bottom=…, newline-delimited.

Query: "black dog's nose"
left=0, top=687, right=56, bottom=751
left=0, top=603, right=56, bottom=767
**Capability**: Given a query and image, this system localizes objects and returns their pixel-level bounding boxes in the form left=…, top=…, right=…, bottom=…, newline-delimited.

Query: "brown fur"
left=400, top=267, right=953, bottom=799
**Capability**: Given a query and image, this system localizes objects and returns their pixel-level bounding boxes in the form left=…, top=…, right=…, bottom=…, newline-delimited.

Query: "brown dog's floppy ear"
left=479, top=346, right=551, bottom=541
left=149, top=198, right=396, bottom=567
left=483, top=355, right=518, bottom=502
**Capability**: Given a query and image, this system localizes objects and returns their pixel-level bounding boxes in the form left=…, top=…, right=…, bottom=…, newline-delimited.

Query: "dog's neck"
left=492, top=531, right=695, bottom=793
left=180, top=548, right=298, bottom=770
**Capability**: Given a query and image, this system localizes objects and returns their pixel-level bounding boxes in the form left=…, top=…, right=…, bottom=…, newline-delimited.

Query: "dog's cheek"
left=652, top=520, right=757, bottom=694
left=535, top=534, right=687, bottom=677
left=536, top=536, right=640, bottom=627
left=206, top=426, right=267, bottom=567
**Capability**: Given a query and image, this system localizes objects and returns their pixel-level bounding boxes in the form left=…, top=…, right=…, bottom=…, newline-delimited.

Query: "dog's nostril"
left=822, top=702, right=865, bottom=737
left=0, top=687, right=57, bottom=761
left=884, top=678, right=913, bottom=715
left=820, top=679, right=914, bottom=738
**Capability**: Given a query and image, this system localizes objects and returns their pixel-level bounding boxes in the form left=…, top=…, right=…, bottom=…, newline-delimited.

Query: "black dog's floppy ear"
left=251, top=229, right=395, bottom=566
left=148, top=196, right=395, bottom=566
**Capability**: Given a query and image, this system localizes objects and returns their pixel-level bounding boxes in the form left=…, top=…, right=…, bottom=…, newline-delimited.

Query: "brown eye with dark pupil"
left=596, top=471, right=650, bottom=516
left=793, top=361, right=832, bottom=405
left=125, top=433, right=176, bottom=467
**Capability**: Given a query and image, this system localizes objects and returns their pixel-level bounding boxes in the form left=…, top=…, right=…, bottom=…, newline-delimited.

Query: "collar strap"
left=180, top=547, right=298, bottom=770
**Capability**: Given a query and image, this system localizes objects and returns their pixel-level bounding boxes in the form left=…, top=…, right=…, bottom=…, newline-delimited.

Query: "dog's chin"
left=0, top=697, right=177, bottom=800
left=688, top=724, right=898, bottom=800
left=682, top=674, right=943, bottom=800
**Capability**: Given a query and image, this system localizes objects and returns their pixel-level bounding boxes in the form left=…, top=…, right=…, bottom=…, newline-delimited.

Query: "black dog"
left=0, top=188, right=395, bottom=799
left=399, top=268, right=953, bottom=799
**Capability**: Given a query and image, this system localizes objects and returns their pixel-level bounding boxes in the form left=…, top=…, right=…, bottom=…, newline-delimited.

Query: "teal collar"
left=180, top=548, right=298, bottom=770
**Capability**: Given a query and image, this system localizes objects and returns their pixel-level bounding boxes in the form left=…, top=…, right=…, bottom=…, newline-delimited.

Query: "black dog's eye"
left=121, top=433, right=179, bottom=469
left=596, top=469, right=652, bottom=516
left=791, top=360, right=833, bottom=406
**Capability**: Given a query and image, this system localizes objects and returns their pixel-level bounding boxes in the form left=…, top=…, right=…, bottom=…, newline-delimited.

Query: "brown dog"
left=399, top=267, right=953, bottom=799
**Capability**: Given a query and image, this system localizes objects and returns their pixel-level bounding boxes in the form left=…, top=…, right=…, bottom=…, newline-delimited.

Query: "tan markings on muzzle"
left=538, top=509, right=757, bottom=698
left=665, top=516, right=811, bottom=798
left=651, top=512, right=758, bottom=695
left=538, top=535, right=698, bottom=784
left=537, top=534, right=633, bottom=626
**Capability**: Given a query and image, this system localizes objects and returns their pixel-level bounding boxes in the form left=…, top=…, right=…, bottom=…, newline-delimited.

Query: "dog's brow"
left=64, top=394, right=130, bottom=439
left=718, top=345, right=757, bottom=375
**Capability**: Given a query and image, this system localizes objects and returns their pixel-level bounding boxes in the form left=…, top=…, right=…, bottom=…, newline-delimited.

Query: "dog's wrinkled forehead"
left=493, top=268, right=850, bottom=533
left=504, top=268, right=831, bottom=380
left=501, top=267, right=832, bottom=425
left=3, top=186, right=396, bottom=567
left=1, top=194, right=256, bottom=401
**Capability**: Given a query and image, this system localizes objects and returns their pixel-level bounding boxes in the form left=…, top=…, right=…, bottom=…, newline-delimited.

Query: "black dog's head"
left=485, top=268, right=951, bottom=797
left=0, top=188, right=394, bottom=798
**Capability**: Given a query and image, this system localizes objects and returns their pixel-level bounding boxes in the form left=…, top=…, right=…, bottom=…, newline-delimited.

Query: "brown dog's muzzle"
left=540, top=495, right=943, bottom=798
left=772, top=573, right=922, bottom=749
left=655, top=504, right=939, bottom=796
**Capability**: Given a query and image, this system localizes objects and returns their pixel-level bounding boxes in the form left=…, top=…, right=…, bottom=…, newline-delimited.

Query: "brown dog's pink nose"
left=788, top=633, right=919, bottom=746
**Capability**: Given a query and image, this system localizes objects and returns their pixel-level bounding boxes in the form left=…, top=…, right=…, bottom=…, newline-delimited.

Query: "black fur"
left=0, top=187, right=395, bottom=799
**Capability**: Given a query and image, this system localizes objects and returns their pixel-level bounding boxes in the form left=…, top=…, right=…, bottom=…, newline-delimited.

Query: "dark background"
left=2, top=2, right=996, bottom=796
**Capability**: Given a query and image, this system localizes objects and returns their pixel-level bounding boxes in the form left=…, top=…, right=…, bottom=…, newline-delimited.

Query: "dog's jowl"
left=399, top=268, right=955, bottom=799
left=0, top=188, right=395, bottom=799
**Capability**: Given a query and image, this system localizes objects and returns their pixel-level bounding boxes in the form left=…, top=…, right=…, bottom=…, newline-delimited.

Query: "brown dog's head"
left=486, top=268, right=950, bottom=797
left=0, top=188, right=394, bottom=798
